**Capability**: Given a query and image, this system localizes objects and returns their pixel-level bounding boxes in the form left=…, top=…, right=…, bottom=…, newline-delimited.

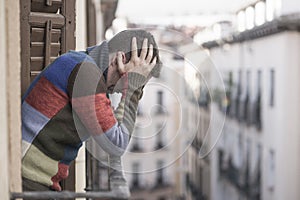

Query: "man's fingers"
left=151, top=56, right=157, bottom=66
left=140, top=38, right=148, bottom=60
left=131, top=37, right=138, bottom=59
left=117, top=52, right=126, bottom=74
left=145, top=44, right=153, bottom=63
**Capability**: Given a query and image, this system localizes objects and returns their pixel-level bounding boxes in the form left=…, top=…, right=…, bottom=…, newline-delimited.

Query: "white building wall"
left=280, top=0, right=300, bottom=15
left=0, top=0, right=22, bottom=199
left=0, top=1, right=10, bottom=199
left=75, top=0, right=87, bottom=195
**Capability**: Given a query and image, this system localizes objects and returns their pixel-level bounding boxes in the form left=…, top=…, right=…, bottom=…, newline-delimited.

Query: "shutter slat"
left=30, top=57, right=56, bottom=71
left=29, top=12, right=65, bottom=28
left=31, top=28, right=61, bottom=42
left=30, top=42, right=61, bottom=57
left=31, top=0, right=63, bottom=13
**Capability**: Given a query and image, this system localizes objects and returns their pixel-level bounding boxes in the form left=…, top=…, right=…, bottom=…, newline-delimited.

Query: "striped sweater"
left=21, top=41, right=146, bottom=191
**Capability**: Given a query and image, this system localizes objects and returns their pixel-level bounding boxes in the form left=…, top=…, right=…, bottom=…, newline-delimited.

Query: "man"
left=21, top=29, right=162, bottom=192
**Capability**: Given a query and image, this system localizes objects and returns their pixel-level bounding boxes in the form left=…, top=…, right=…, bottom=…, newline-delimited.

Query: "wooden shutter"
left=20, top=0, right=76, bottom=96
left=20, top=0, right=76, bottom=193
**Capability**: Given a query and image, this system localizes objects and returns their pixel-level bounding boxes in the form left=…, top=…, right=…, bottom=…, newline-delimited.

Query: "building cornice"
left=202, top=13, right=300, bottom=49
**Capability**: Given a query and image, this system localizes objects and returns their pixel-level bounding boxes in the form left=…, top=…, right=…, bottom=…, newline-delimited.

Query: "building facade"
left=198, top=0, right=300, bottom=199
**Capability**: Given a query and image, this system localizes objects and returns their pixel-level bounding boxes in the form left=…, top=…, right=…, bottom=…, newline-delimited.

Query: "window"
left=255, top=1, right=266, bottom=26
left=255, top=70, right=262, bottom=130
left=267, top=150, right=275, bottom=191
left=237, top=10, right=246, bottom=32
left=132, top=162, right=140, bottom=188
left=131, top=128, right=143, bottom=152
left=266, top=0, right=275, bottom=21
left=270, top=69, right=275, bottom=107
left=252, top=145, right=262, bottom=199
left=156, top=90, right=165, bottom=114
left=86, top=140, right=110, bottom=191
left=155, top=124, right=165, bottom=150
left=245, top=6, right=255, bottom=30
left=235, top=70, right=242, bottom=120
left=156, top=160, right=165, bottom=185
left=245, top=71, right=250, bottom=124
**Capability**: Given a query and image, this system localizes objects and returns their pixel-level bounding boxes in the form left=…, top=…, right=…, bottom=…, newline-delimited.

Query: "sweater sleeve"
left=67, top=62, right=146, bottom=156
left=114, top=72, right=146, bottom=134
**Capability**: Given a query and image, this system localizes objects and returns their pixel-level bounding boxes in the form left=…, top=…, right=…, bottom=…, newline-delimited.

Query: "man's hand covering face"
left=117, top=37, right=157, bottom=81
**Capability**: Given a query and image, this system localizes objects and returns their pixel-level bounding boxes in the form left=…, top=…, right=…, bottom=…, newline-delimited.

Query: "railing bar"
left=11, top=191, right=128, bottom=200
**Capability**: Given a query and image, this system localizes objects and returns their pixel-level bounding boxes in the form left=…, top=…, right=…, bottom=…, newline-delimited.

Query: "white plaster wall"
left=75, top=0, right=87, bottom=196
left=0, top=0, right=10, bottom=199
left=5, top=0, right=22, bottom=194
left=280, top=0, right=300, bottom=16
left=76, top=0, right=87, bottom=51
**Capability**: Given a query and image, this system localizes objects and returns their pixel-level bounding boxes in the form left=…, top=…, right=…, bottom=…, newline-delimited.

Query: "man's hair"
left=107, top=29, right=162, bottom=78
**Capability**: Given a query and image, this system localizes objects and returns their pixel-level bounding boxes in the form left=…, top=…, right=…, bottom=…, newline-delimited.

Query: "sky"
left=117, top=0, right=257, bottom=26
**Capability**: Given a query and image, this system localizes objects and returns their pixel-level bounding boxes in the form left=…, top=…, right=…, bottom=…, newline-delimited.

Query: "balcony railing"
left=218, top=150, right=261, bottom=199
left=13, top=173, right=130, bottom=199
left=11, top=190, right=129, bottom=200
left=185, top=173, right=207, bottom=200
left=12, top=174, right=131, bottom=200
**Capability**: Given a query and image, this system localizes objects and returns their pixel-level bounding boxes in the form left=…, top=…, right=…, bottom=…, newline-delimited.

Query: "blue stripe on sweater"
left=22, top=51, right=93, bottom=101
left=22, top=101, right=50, bottom=143
left=42, top=54, right=78, bottom=93
left=91, top=123, right=129, bottom=156
left=60, top=143, right=82, bottom=165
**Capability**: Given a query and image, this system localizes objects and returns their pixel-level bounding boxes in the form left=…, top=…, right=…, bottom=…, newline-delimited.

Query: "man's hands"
left=117, top=37, right=157, bottom=79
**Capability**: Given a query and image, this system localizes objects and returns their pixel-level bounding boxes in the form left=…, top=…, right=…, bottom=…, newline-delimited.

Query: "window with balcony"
left=235, top=70, right=242, bottom=120
left=255, top=70, right=262, bottom=130
left=131, top=128, right=143, bottom=152
left=156, top=90, right=165, bottom=114
left=225, top=71, right=233, bottom=115
left=245, top=71, right=251, bottom=125
left=131, top=162, right=141, bottom=188
left=156, top=160, right=165, bottom=186
left=250, top=144, right=262, bottom=198
left=155, top=124, right=165, bottom=150
left=198, top=86, right=210, bottom=109
left=267, top=150, right=275, bottom=191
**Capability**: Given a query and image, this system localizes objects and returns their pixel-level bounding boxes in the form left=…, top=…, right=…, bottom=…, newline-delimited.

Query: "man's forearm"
left=114, top=72, right=146, bottom=135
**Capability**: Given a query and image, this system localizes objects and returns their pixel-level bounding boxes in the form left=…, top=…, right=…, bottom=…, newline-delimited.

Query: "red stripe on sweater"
left=72, top=93, right=117, bottom=134
left=25, top=77, right=69, bottom=118
left=51, top=163, right=69, bottom=191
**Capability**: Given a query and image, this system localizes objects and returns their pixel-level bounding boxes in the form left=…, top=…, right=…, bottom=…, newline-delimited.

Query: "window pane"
left=237, top=11, right=246, bottom=32
left=255, top=1, right=266, bottom=26
left=246, top=6, right=255, bottom=29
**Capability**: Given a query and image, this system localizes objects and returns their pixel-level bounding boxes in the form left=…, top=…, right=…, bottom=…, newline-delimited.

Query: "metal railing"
left=10, top=156, right=130, bottom=200
left=11, top=190, right=129, bottom=200
left=11, top=167, right=131, bottom=200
